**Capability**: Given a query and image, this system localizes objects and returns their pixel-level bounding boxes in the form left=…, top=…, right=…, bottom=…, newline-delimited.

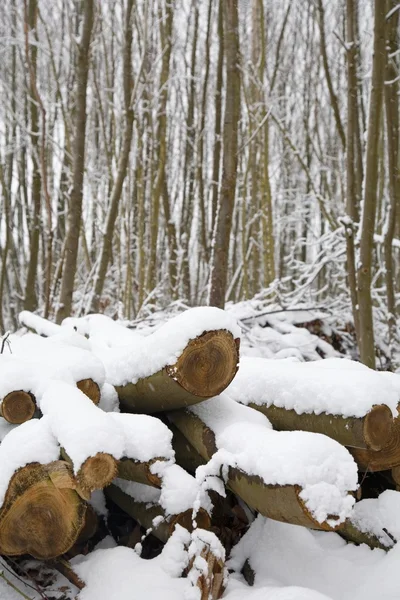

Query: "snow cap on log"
left=227, top=356, right=400, bottom=419
left=96, top=306, right=241, bottom=387
left=39, top=381, right=124, bottom=483
left=0, top=416, right=59, bottom=508
left=11, top=332, right=106, bottom=402
left=172, top=394, right=358, bottom=527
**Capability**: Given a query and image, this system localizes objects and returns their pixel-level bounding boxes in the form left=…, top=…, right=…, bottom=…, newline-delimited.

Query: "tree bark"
left=383, top=0, right=400, bottom=345
left=209, top=0, right=240, bottom=308
left=357, top=0, right=386, bottom=368
left=249, top=402, right=393, bottom=451
left=56, top=0, right=94, bottom=322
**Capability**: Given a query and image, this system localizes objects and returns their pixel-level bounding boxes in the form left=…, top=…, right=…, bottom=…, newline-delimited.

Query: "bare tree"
left=209, top=0, right=241, bottom=308
left=56, top=0, right=94, bottom=323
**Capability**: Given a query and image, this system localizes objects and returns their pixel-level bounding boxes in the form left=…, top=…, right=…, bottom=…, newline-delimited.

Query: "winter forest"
left=2, top=1, right=400, bottom=599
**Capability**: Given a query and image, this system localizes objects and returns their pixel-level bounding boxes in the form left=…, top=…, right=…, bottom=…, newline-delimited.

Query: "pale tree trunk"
left=383, top=0, right=400, bottom=345
left=209, top=0, right=240, bottom=308
left=23, top=0, right=41, bottom=312
left=56, top=0, right=94, bottom=323
left=357, top=0, right=386, bottom=368
left=90, top=0, right=135, bottom=313
left=345, top=0, right=360, bottom=345
left=211, top=0, right=224, bottom=233
left=146, top=1, right=174, bottom=295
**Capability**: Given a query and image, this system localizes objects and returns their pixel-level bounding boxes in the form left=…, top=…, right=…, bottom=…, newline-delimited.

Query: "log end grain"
left=77, top=378, right=101, bottom=405
left=0, top=461, right=86, bottom=559
left=77, top=452, right=118, bottom=493
left=363, top=404, right=393, bottom=451
left=0, top=390, right=36, bottom=424
left=166, top=330, right=239, bottom=398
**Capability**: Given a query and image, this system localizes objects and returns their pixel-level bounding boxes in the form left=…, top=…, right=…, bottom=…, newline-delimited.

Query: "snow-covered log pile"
left=1, top=306, right=400, bottom=599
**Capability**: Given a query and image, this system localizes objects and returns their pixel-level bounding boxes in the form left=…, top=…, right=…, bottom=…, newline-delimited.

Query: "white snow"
left=0, top=354, right=47, bottom=402
left=349, top=490, right=400, bottom=547
left=227, top=356, right=400, bottom=418
left=0, top=417, right=59, bottom=508
left=190, top=394, right=357, bottom=525
left=109, top=413, right=174, bottom=462
left=19, top=310, right=62, bottom=337
left=39, top=381, right=124, bottom=472
left=115, top=462, right=211, bottom=516
left=227, top=515, right=400, bottom=600
left=62, top=313, right=142, bottom=347
left=74, top=545, right=190, bottom=600
left=10, top=332, right=106, bottom=389
left=98, top=383, right=120, bottom=412
left=91, top=307, right=241, bottom=386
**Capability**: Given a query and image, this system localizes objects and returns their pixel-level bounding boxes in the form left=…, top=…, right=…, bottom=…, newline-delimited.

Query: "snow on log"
left=186, top=529, right=226, bottom=600
left=39, top=382, right=123, bottom=493
left=338, top=490, right=400, bottom=549
left=11, top=333, right=105, bottom=405
left=94, top=307, right=240, bottom=413
left=107, top=463, right=211, bottom=543
left=110, top=412, right=175, bottom=487
left=227, top=357, right=398, bottom=450
left=170, top=421, right=206, bottom=474
left=62, top=313, right=141, bottom=347
left=0, top=356, right=42, bottom=424
left=169, top=395, right=358, bottom=529
left=19, top=310, right=62, bottom=337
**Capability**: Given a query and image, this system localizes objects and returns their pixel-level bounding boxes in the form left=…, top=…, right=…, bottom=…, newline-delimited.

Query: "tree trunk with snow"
left=116, top=330, right=239, bottom=413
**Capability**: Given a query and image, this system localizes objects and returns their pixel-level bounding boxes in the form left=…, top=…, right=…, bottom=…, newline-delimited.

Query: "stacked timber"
left=2, top=307, right=400, bottom=599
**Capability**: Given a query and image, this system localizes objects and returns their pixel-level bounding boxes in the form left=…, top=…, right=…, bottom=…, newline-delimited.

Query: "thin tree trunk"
left=90, top=0, right=135, bottom=312
left=383, top=0, right=400, bottom=345
left=209, top=0, right=240, bottom=308
left=357, top=0, right=386, bottom=368
left=56, top=0, right=94, bottom=323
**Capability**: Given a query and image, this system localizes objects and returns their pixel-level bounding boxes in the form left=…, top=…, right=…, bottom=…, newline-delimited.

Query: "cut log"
left=0, top=461, right=86, bottom=559
left=337, top=519, right=389, bottom=550
left=186, top=530, right=225, bottom=600
left=105, top=484, right=211, bottom=544
left=61, top=448, right=118, bottom=495
left=117, top=457, right=163, bottom=488
left=350, top=418, right=400, bottom=471
left=77, top=452, right=118, bottom=494
left=250, top=403, right=393, bottom=451
left=76, top=378, right=101, bottom=405
left=0, top=390, right=36, bottom=424
left=170, top=410, right=344, bottom=531
left=116, top=330, right=239, bottom=413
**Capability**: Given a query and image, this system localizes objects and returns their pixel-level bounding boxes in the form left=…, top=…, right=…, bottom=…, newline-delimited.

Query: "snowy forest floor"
left=1, top=298, right=399, bottom=600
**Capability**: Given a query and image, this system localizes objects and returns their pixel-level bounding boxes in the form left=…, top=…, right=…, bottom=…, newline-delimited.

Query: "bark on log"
left=0, top=390, right=36, bottom=424
left=249, top=402, right=393, bottom=450
left=350, top=417, right=400, bottom=471
left=170, top=422, right=206, bottom=474
left=0, top=460, right=86, bottom=559
left=170, top=410, right=341, bottom=531
left=338, top=519, right=390, bottom=550
left=116, top=330, right=239, bottom=413
left=105, top=484, right=211, bottom=544
left=117, top=457, right=163, bottom=488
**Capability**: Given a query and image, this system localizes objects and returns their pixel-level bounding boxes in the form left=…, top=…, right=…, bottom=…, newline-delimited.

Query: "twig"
left=382, top=527, right=397, bottom=545
left=0, top=331, right=11, bottom=354
left=0, top=571, right=33, bottom=600
left=240, top=306, right=330, bottom=323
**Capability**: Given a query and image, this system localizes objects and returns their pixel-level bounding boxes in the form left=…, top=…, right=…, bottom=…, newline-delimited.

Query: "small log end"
left=0, top=391, right=36, bottom=424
